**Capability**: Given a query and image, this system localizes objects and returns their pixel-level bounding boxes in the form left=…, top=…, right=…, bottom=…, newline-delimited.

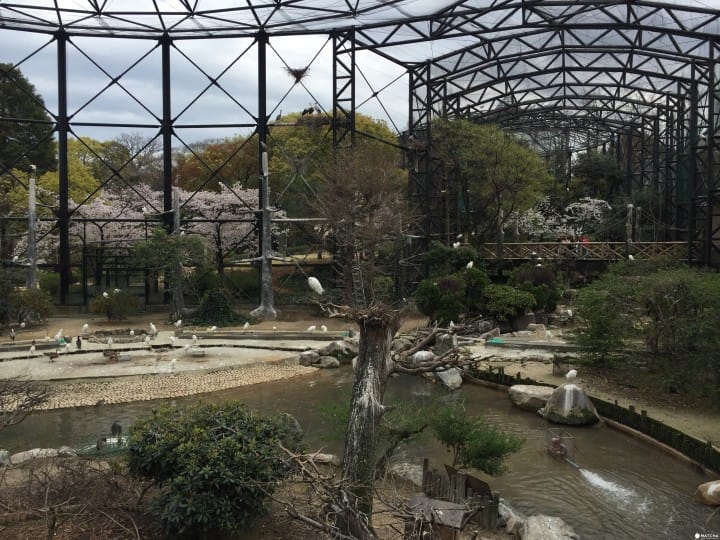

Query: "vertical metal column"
left=251, top=31, right=276, bottom=320
left=161, top=32, right=174, bottom=231
left=624, top=126, right=633, bottom=197
left=704, top=46, right=717, bottom=265
left=332, top=30, right=355, bottom=149
left=56, top=30, right=70, bottom=304
left=688, top=72, right=699, bottom=262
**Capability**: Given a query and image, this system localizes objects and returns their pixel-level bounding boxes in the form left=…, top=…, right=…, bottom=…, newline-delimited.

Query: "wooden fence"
left=477, top=241, right=688, bottom=262
left=465, top=364, right=720, bottom=473
left=420, top=458, right=499, bottom=530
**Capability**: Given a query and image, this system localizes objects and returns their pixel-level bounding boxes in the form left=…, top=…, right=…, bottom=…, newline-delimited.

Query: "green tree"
left=0, top=63, right=56, bottom=176
left=432, top=120, right=552, bottom=240
left=570, top=150, right=622, bottom=200
left=131, top=228, right=209, bottom=318
left=126, top=401, right=301, bottom=538
left=431, top=402, right=523, bottom=475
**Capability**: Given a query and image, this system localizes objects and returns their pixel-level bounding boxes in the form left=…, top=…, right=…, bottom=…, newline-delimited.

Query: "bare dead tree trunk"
left=340, top=312, right=399, bottom=538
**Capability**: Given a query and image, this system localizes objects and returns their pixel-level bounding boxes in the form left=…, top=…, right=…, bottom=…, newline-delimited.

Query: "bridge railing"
left=477, top=242, right=688, bottom=262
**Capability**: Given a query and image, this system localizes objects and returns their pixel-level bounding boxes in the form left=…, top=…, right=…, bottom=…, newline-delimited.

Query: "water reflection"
left=1, top=367, right=715, bottom=539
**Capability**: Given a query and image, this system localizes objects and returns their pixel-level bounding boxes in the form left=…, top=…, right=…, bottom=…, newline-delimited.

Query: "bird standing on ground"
left=169, top=336, right=176, bottom=346
left=307, top=325, right=316, bottom=332
left=307, top=276, right=324, bottom=295
left=20, top=322, right=26, bottom=329
left=192, top=335, right=198, bottom=345
left=81, top=323, right=88, bottom=334
left=149, top=322, right=157, bottom=335
left=29, top=344, right=35, bottom=354
left=320, top=325, right=327, bottom=332
left=243, top=321, right=250, bottom=330
left=129, top=330, right=134, bottom=337
left=174, top=319, right=182, bottom=328
left=170, top=358, right=177, bottom=371
left=566, top=369, right=578, bottom=381
left=107, top=337, right=113, bottom=347
left=144, top=335, right=151, bottom=345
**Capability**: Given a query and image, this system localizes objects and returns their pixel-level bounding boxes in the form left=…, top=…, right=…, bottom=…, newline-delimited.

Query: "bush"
left=414, top=268, right=490, bottom=324
left=194, top=288, right=242, bottom=326
left=126, top=402, right=302, bottom=538
left=482, top=284, right=536, bottom=322
left=509, top=263, right=561, bottom=313
left=425, top=241, right=481, bottom=277
left=9, top=287, right=53, bottom=324
left=90, top=289, right=140, bottom=320
left=573, top=263, right=720, bottom=359
left=431, top=403, right=523, bottom=475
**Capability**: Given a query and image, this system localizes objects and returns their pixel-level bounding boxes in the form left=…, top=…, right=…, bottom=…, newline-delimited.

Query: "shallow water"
left=1, top=367, right=716, bottom=539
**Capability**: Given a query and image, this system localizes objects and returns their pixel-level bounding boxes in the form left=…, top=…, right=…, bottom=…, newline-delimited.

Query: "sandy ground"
left=2, top=311, right=719, bottom=450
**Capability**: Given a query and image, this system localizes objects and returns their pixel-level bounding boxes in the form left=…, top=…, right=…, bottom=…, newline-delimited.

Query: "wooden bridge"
left=477, top=241, right=688, bottom=262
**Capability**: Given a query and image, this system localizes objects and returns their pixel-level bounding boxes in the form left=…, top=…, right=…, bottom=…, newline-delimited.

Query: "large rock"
left=317, top=356, right=340, bottom=369
left=319, top=340, right=354, bottom=359
left=435, top=367, right=463, bottom=390
left=540, top=383, right=600, bottom=426
left=10, top=446, right=77, bottom=465
left=509, top=384, right=555, bottom=412
left=410, top=350, right=436, bottom=365
left=298, top=350, right=319, bottom=366
left=521, top=514, right=579, bottom=540
left=392, top=336, right=413, bottom=353
left=695, top=480, right=720, bottom=506
left=499, top=501, right=525, bottom=537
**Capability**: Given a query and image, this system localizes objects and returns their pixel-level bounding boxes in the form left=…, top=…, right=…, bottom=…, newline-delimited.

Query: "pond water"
left=1, top=367, right=716, bottom=539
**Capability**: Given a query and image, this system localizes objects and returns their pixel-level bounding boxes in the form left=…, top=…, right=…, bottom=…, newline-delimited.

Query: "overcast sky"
left=3, top=28, right=410, bottom=145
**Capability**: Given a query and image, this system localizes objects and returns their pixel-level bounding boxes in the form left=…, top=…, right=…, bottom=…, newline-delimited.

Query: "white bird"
left=129, top=329, right=134, bottom=336
left=456, top=233, right=463, bottom=240
left=169, top=336, right=176, bottom=345
left=628, top=254, right=635, bottom=261
left=449, top=321, right=455, bottom=331
left=12, top=255, right=18, bottom=262
left=174, top=319, right=182, bottom=328
left=102, top=291, right=109, bottom=298
left=545, top=330, right=554, bottom=341
left=113, top=288, right=120, bottom=293
left=307, top=276, right=324, bottom=295
left=307, top=325, right=316, bottom=332
left=272, top=326, right=277, bottom=331
left=29, top=344, right=35, bottom=354
left=452, top=241, right=461, bottom=249
left=192, top=334, right=198, bottom=345
left=107, top=337, right=113, bottom=347
left=20, top=322, right=26, bottom=329
left=141, top=206, right=148, bottom=213
left=536, top=263, right=543, bottom=267
left=149, top=322, right=157, bottom=334
left=208, top=325, right=217, bottom=332
left=81, top=323, right=88, bottom=333
left=566, top=369, right=578, bottom=381
left=320, top=325, right=328, bottom=332
left=243, top=321, right=250, bottom=330
left=145, top=335, right=151, bottom=345
left=54, top=329, right=63, bottom=341
left=170, top=358, right=177, bottom=371
left=466, top=261, right=474, bottom=269
left=567, top=309, right=573, bottom=318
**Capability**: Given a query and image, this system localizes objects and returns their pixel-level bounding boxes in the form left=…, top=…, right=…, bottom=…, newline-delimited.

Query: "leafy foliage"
left=194, top=288, right=242, bottom=326
left=574, top=260, right=720, bottom=359
left=431, top=403, right=523, bottom=475
left=9, top=287, right=54, bottom=325
left=482, top=284, right=536, bottom=322
left=90, top=288, right=140, bottom=320
left=509, top=263, right=561, bottom=313
left=126, top=402, right=301, bottom=538
left=414, top=267, right=490, bottom=324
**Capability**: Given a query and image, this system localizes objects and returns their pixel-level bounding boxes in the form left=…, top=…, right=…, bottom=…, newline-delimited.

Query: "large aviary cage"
left=1, top=2, right=720, bottom=306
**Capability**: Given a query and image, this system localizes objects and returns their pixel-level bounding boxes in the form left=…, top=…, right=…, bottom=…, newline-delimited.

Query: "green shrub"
left=126, top=402, right=302, bottom=538
left=483, top=284, right=536, bottom=322
left=9, top=287, right=53, bottom=324
left=425, top=240, right=481, bottom=277
left=90, top=288, right=140, bottom=320
left=38, top=271, right=60, bottom=298
left=414, top=267, right=490, bottom=324
left=431, top=402, right=523, bottom=475
left=194, top=288, right=242, bottom=326
left=509, top=263, right=561, bottom=313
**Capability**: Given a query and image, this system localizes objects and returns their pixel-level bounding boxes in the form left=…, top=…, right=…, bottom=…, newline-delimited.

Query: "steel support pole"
left=56, top=31, right=70, bottom=304
left=251, top=31, right=276, bottom=320
left=688, top=72, right=699, bottom=262
left=704, top=47, right=716, bottom=266
left=161, top=33, right=174, bottom=232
